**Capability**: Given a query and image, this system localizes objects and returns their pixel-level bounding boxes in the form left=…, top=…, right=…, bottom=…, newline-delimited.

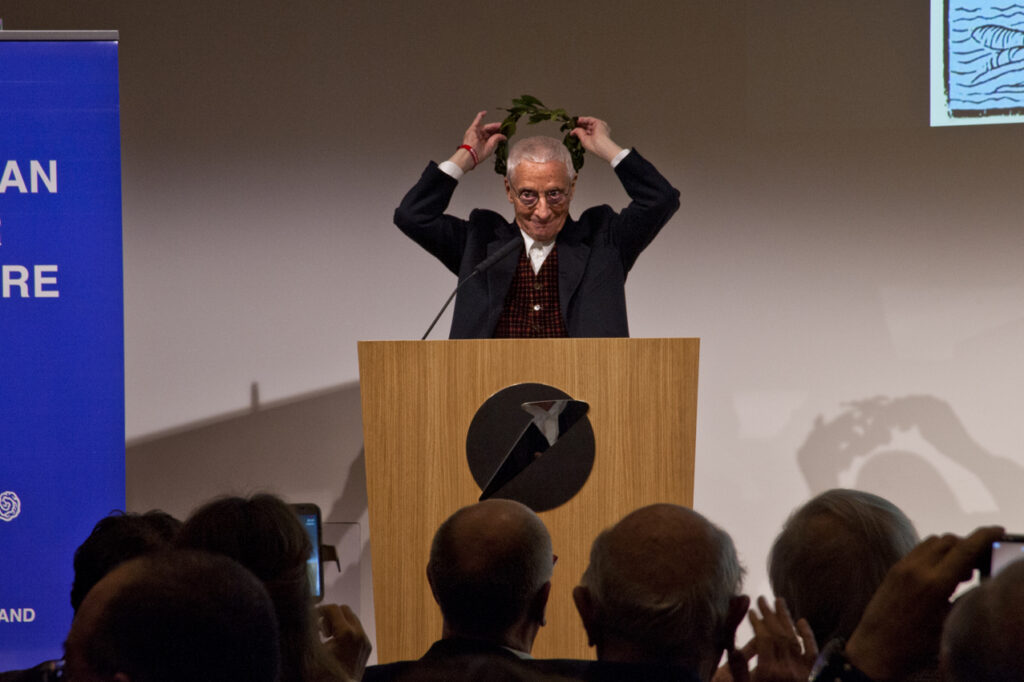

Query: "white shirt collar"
left=518, top=228, right=556, bottom=274
left=518, top=227, right=555, bottom=252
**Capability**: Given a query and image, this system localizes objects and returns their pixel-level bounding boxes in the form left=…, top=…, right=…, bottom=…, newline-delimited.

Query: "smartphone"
left=291, top=503, right=324, bottom=602
left=981, top=534, right=1024, bottom=578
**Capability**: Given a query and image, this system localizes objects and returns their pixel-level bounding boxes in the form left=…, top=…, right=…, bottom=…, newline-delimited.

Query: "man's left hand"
left=571, top=116, right=625, bottom=163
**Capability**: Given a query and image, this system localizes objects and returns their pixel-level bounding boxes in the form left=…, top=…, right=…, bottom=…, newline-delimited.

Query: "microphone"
left=420, top=237, right=523, bottom=340
left=471, top=237, right=524, bottom=275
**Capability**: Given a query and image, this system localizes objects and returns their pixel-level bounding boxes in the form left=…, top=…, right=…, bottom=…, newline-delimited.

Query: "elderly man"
left=570, top=504, right=749, bottom=681
left=363, top=499, right=555, bottom=681
left=804, top=526, right=1004, bottom=682
left=713, top=490, right=920, bottom=681
left=0, top=510, right=181, bottom=682
left=768, top=489, right=919, bottom=646
left=710, top=526, right=1006, bottom=682
left=394, top=111, right=680, bottom=338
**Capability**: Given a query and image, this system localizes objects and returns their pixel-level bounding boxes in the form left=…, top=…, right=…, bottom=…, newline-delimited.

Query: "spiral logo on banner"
left=0, top=491, right=22, bottom=522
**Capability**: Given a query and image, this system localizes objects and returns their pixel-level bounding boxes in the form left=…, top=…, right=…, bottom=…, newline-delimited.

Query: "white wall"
left=6, top=0, right=1024, bottom=661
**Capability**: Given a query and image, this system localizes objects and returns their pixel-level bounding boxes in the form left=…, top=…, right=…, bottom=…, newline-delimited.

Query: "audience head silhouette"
left=942, top=558, right=1024, bottom=681
left=63, top=549, right=280, bottom=682
left=426, top=498, right=554, bottom=654
left=572, top=503, right=747, bottom=680
left=768, top=488, right=918, bottom=644
left=70, top=510, right=181, bottom=614
left=175, top=493, right=342, bottom=682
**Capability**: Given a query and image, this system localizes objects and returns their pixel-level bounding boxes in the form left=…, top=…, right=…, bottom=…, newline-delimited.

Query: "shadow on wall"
left=796, top=394, right=1024, bottom=534
left=125, top=381, right=370, bottom=617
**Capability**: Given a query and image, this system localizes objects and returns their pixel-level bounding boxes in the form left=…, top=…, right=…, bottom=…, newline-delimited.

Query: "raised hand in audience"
left=838, top=526, right=1003, bottom=681
left=319, top=603, right=372, bottom=682
left=714, top=597, right=816, bottom=682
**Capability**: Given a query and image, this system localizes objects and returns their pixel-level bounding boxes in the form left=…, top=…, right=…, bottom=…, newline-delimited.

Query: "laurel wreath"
left=493, top=95, right=584, bottom=175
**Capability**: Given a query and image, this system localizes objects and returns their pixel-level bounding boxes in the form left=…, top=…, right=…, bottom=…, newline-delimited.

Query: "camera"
left=980, top=534, right=1024, bottom=578
left=291, top=503, right=324, bottom=602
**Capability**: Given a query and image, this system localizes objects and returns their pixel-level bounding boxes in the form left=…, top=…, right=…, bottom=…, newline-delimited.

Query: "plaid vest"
left=493, top=246, right=568, bottom=338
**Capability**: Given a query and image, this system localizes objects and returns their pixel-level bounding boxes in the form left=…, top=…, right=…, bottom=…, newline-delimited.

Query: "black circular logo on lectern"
left=465, top=383, right=594, bottom=512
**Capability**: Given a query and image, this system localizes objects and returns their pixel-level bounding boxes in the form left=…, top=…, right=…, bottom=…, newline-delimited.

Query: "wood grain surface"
left=358, top=338, right=698, bottom=662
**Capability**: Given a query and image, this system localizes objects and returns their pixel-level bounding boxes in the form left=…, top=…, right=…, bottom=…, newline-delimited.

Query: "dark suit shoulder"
left=567, top=205, right=617, bottom=239
left=364, top=642, right=551, bottom=682
left=532, top=658, right=701, bottom=682
left=362, top=660, right=415, bottom=682
left=0, top=661, right=62, bottom=682
left=466, top=207, right=511, bottom=231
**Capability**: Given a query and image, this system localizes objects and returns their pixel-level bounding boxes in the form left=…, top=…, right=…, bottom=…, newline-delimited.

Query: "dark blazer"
left=536, top=659, right=701, bottom=682
left=394, top=150, right=680, bottom=339
left=363, top=638, right=535, bottom=682
left=363, top=638, right=701, bottom=682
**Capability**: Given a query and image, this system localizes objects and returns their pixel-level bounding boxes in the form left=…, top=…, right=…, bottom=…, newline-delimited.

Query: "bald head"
left=427, top=499, right=554, bottom=644
left=575, top=504, right=745, bottom=672
left=942, top=559, right=1024, bottom=680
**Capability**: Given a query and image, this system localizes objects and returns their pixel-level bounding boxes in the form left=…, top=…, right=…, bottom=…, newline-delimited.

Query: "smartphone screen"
left=291, top=503, right=324, bottom=602
left=983, top=534, right=1024, bottom=578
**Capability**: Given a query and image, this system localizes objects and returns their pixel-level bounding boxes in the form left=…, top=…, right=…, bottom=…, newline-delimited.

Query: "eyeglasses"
left=509, top=184, right=569, bottom=208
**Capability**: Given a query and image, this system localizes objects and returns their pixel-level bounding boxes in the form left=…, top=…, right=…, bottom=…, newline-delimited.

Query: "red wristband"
left=457, top=144, right=479, bottom=168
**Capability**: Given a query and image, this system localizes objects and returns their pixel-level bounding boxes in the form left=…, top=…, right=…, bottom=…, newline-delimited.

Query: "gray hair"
left=506, top=136, right=576, bottom=182
left=942, top=559, right=1024, bottom=681
left=580, top=504, right=744, bottom=656
left=427, top=500, right=553, bottom=639
left=768, top=488, right=919, bottom=644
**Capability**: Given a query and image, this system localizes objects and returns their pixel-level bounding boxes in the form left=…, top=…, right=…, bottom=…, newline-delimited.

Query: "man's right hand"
left=843, top=525, right=1004, bottom=681
left=450, top=110, right=506, bottom=173
left=717, top=597, right=817, bottom=682
left=319, top=603, right=372, bottom=682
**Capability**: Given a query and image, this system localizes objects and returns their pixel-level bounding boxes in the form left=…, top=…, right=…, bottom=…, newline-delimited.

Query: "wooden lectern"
left=358, top=338, right=698, bottom=662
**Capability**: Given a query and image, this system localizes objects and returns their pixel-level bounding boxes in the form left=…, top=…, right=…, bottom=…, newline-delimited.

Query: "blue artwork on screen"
left=0, top=37, right=124, bottom=669
left=932, top=0, right=1024, bottom=124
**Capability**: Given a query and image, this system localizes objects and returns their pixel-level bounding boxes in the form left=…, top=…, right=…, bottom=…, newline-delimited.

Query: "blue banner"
left=0, top=36, right=124, bottom=669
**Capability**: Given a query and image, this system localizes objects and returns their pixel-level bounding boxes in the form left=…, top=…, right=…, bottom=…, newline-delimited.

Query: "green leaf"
left=494, top=141, right=508, bottom=175
left=497, top=95, right=586, bottom=174
left=563, top=133, right=585, bottom=172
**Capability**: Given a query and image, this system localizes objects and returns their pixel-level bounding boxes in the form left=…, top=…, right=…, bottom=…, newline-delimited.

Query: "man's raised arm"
left=810, top=526, right=1004, bottom=682
left=441, top=110, right=507, bottom=177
